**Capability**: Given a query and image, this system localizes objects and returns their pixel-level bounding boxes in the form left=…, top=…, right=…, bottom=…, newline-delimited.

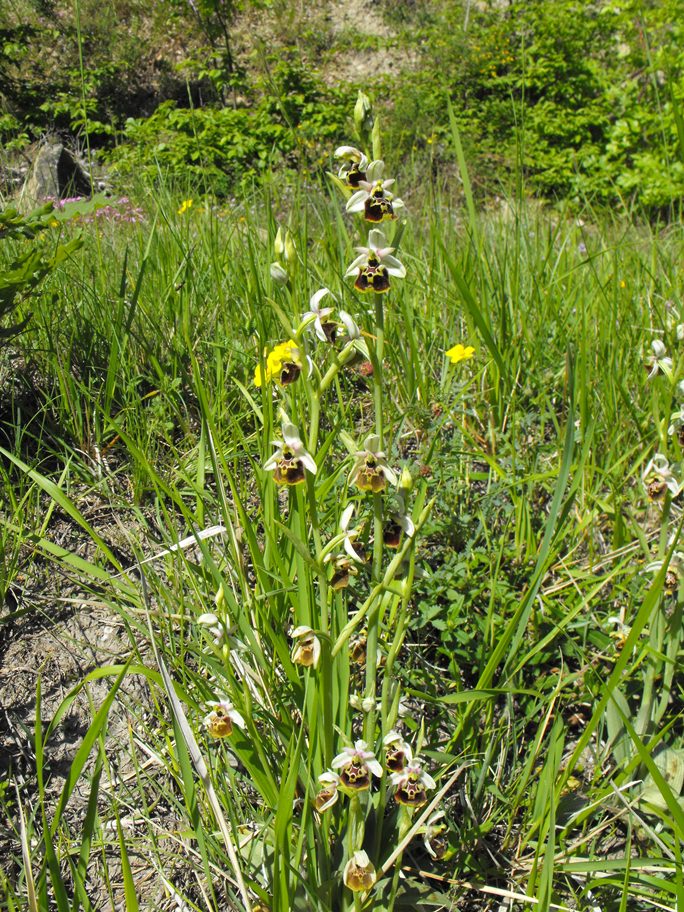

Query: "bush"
left=106, top=62, right=354, bottom=192
left=388, top=0, right=684, bottom=211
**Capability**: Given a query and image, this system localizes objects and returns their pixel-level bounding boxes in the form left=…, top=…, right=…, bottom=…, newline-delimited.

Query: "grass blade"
left=142, top=572, right=253, bottom=912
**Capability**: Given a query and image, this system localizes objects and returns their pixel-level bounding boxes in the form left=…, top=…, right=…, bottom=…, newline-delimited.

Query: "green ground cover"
left=1, top=92, right=684, bottom=909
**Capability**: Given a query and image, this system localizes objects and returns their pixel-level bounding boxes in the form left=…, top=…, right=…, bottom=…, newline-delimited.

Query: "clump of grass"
left=2, top=96, right=684, bottom=912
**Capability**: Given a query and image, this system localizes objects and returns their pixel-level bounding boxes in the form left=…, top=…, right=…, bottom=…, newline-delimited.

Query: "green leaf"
left=49, top=661, right=131, bottom=834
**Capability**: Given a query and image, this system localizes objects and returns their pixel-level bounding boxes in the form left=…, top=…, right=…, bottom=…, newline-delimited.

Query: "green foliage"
left=0, top=0, right=199, bottom=149
left=107, top=70, right=354, bottom=192
left=3, top=0, right=684, bottom=213
left=0, top=204, right=82, bottom=344
left=388, top=0, right=684, bottom=210
left=2, top=167, right=684, bottom=908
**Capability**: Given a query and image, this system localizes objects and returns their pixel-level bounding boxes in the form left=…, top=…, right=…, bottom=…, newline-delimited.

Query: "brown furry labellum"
left=354, top=457, right=388, bottom=493
left=273, top=451, right=306, bottom=485
left=349, top=633, right=367, bottom=666
left=385, top=745, right=408, bottom=773
left=426, top=833, right=449, bottom=860
left=665, top=570, right=679, bottom=593
left=354, top=255, right=391, bottom=293
left=394, top=772, right=429, bottom=808
left=205, top=709, right=234, bottom=739
left=331, top=557, right=356, bottom=590
left=345, top=162, right=367, bottom=187
left=364, top=186, right=396, bottom=223
left=279, top=362, right=302, bottom=385
left=383, top=519, right=402, bottom=548
left=314, top=784, right=338, bottom=812
left=339, top=760, right=371, bottom=791
left=647, top=479, right=668, bottom=500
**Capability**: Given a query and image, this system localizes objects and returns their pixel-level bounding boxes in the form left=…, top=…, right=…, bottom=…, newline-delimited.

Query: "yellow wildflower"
left=178, top=199, right=193, bottom=215
left=445, top=343, right=475, bottom=365
left=254, top=340, right=302, bottom=387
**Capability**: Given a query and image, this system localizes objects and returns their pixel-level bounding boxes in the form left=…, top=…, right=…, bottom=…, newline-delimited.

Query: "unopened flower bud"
left=274, top=226, right=285, bottom=258
left=349, top=693, right=375, bottom=712
left=275, top=226, right=296, bottom=262
left=270, top=262, right=289, bottom=284
left=354, top=91, right=373, bottom=136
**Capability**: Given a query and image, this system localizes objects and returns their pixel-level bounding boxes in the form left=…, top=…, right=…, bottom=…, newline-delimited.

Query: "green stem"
left=386, top=808, right=413, bottom=912
left=635, top=493, right=671, bottom=737
left=293, top=486, right=311, bottom=627
left=364, top=293, right=386, bottom=744
left=303, top=391, right=334, bottom=765
left=332, top=498, right=434, bottom=657
left=320, top=343, right=358, bottom=395
left=307, top=392, right=321, bottom=456
left=372, top=292, right=385, bottom=448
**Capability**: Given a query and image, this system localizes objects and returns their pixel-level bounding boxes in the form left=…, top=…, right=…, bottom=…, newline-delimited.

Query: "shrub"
left=388, top=0, right=684, bottom=211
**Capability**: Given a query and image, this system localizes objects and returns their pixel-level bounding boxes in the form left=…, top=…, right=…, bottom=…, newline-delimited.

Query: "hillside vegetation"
left=1, top=4, right=684, bottom=912
left=1, top=0, right=683, bottom=209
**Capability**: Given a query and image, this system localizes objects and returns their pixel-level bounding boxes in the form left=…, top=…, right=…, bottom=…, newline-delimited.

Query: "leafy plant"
left=0, top=204, right=82, bottom=345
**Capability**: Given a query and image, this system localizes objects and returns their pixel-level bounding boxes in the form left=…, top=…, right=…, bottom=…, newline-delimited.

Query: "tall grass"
left=1, top=122, right=684, bottom=911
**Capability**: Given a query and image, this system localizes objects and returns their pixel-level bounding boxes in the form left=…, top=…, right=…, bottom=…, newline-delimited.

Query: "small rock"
left=21, top=140, right=92, bottom=208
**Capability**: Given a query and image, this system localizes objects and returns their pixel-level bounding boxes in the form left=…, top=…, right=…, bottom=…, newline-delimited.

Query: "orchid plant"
left=185, top=95, right=455, bottom=912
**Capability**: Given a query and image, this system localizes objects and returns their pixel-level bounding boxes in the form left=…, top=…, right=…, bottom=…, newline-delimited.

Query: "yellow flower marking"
left=445, top=343, right=475, bottom=365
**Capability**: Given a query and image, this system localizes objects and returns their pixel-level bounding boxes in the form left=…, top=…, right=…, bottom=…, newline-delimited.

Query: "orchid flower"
left=335, top=145, right=370, bottom=188
left=290, top=625, right=321, bottom=669
left=645, top=340, right=673, bottom=380
left=204, top=698, right=245, bottom=738
left=331, top=739, right=383, bottom=791
left=343, top=850, right=376, bottom=892
left=301, top=287, right=336, bottom=342
left=349, top=434, right=398, bottom=493
left=390, top=756, right=436, bottom=808
left=383, top=730, right=412, bottom=772
left=263, top=421, right=317, bottom=485
left=642, top=453, right=682, bottom=500
left=346, top=160, right=404, bottom=222
left=344, top=228, right=406, bottom=294
left=314, top=771, right=340, bottom=812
